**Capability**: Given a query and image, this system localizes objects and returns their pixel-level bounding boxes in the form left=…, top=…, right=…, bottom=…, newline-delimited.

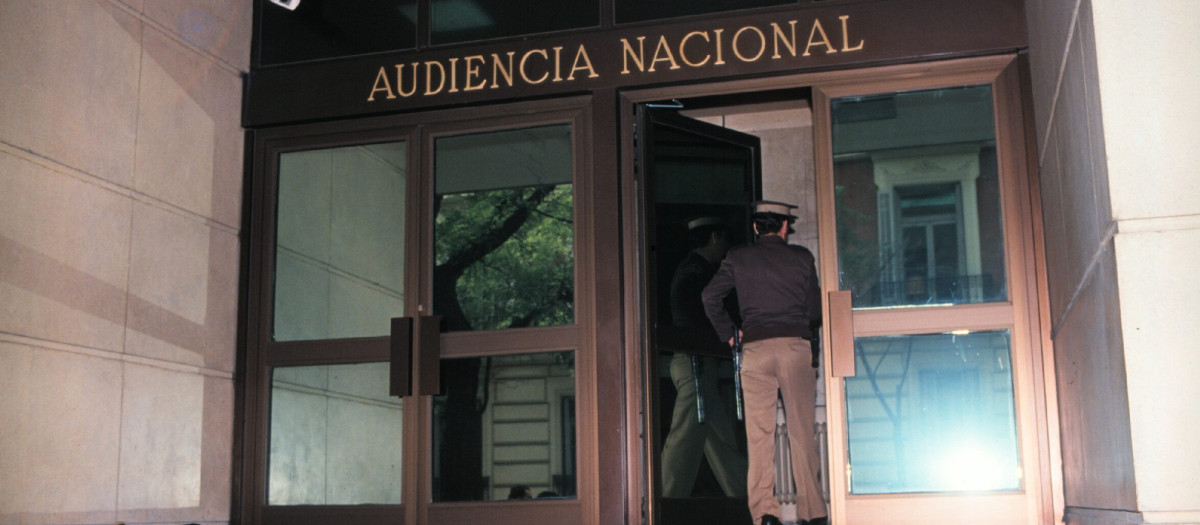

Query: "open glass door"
left=814, top=57, right=1050, bottom=524
left=637, top=106, right=760, bottom=525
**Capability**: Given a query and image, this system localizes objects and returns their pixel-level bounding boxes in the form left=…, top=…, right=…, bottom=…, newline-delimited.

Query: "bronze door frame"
left=618, top=53, right=1060, bottom=525
left=238, top=95, right=620, bottom=525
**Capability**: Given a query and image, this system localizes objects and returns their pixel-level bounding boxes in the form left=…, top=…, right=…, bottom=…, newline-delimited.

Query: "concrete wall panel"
left=135, top=26, right=244, bottom=227
left=1116, top=227, right=1200, bottom=514
left=0, top=1, right=141, bottom=186
left=126, top=201, right=239, bottom=371
left=143, top=0, right=253, bottom=71
left=1094, top=2, right=1200, bottom=221
left=0, top=2, right=248, bottom=524
left=0, top=342, right=123, bottom=523
left=0, top=153, right=132, bottom=352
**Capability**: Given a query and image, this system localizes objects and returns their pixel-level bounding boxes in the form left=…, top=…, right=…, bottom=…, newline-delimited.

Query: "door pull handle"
left=389, top=317, right=413, bottom=397
left=828, top=290, right=856, bottom=377
left=388, top=315, right=443, bottom=397
left=416, top=315, right=442, bottom=396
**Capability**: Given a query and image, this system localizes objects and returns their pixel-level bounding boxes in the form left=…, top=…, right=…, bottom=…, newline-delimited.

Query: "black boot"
left=760, top=514, right=783, bottom=525
left=803, top=517, right=828, bottom=525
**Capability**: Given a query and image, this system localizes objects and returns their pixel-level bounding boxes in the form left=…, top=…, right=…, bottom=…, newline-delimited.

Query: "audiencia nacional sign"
left=243, top=0, right=1025, bottom=126
left=366, top=15, right=863, bottom=102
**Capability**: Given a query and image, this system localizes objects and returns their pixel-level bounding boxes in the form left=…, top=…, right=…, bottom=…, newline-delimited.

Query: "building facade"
left=0, top=1, right=1197, bottom=525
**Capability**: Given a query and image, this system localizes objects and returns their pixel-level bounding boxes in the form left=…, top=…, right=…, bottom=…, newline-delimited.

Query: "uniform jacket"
left=701, top=235, right=821, bottom=344
left=670, top=251, right=719, bottom=338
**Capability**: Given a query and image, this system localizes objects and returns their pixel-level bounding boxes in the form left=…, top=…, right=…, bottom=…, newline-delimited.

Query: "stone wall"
left=1024, top=0, right=1200, bottom=523
left=0, top=1, right=250, bottom=523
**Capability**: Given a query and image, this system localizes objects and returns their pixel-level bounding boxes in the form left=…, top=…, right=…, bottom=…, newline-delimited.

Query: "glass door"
left=253, top=132, right=417, bottom=525
left=246, top=99, right=599, bottom=525
left=813, top=57, right=1051, bottom=524
left=421, top=117, right=588, bottom=525
left=637, top=106, right=761, bottom=525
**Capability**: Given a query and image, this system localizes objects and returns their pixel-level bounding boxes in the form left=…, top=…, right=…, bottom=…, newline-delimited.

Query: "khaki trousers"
left=740, top=337, right=826, bottom=522
left=661, top=353, right=748, bottom=497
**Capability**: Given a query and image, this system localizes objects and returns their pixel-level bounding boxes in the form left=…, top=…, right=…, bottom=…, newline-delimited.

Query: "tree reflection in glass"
left=431, top=124, right=577, bottom=503
left=433, top=124, right=574, bottom=332
left=434, top=184, right=573, bottom=332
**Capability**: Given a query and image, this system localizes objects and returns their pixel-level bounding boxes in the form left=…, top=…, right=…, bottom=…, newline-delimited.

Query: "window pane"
left=844, top=331, right=1021, bottom=494
left=831, top=86, right=1007, bottom=308
left=616, top=0, right=791, bottom=24
left=431, top=0, right=599, bottom=45
left=268, top=363, right=404, bottom=504
left=274, top=142, right=407, bottom=341
left=258, top=0, right=417, bottom=66
left=434, top=125, right=574, bottom=332
left=432, top=351, right=577, bottom=502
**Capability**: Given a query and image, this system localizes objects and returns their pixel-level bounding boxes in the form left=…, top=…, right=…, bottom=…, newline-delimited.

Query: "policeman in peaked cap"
left=701, top=200, right=827, bottom=525
left=660, top=215, right=747, bottom=499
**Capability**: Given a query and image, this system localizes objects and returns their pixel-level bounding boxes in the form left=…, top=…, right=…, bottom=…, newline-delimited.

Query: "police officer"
left=701, top=201, right=826, bottom=525
left=660, top=216, right=747, bottom=498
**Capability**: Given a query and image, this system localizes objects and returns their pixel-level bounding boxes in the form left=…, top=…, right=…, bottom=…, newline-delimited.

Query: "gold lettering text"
left=568, top=44, right=598, bottom=80
left=425, top=61, right=445, bottom=95
left=714, top=29, right=726, bottom=65
left=650, top=35, right=680, bottom=71
left=840, top=15, right=864, bottom=52
left=552, top=46, right=564, bottom=82
left=491, top=51, right=516, bottom=89
left=679, top=31, right=712, bottom=68
left=732, top=25, right=766, bottom=63
left=368, top=66, right=396, bottom=101
left=448, top=57, right=460, bottom=93
left=520, top=49, right=550, bottom=85
left=621, top=37, right=646, bottom=74
left=464, top=55, right=487, bottom=91
left=396, top=63, right=418, bottom=97
left=771, top=21, right=798, bottom=58
left=804, top=19, right=837, bottom=56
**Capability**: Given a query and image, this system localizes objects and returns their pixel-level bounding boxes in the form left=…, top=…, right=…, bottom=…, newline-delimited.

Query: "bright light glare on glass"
left=844, top=330, right=1021, bottom=494
left=933, top=442, right=1022, bottom=492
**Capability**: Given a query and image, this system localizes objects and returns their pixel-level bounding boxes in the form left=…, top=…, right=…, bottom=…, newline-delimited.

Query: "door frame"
left=811, top=55, right=1060, bottom=525
left=239, top=95, right=614, bottom=525
left=619, top=53, right=1061, bottom=525
left=415, top=99, right=598, bottom=525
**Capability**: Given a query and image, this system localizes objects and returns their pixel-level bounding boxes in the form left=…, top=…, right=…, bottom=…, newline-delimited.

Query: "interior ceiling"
left=677, top=90, right=814, bottom=132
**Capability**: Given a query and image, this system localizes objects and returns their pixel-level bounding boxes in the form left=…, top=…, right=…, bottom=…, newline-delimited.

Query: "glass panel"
left=432, top=351, right=577, bottom=502
left=616, top=0, right=791, bottom=24
left=274, top=142, right=407, bottom=341
left=645, top=114, right=756, bottom=502
left=844, top=331, right=1020, bottom=494
left=432, top=0, right=599, bottom=45
left=258, top=0, right=418, bottom=66
left=434, top=125, right=574, bottom=332
left=268, top=362, right=404, bottom=504
left=831, top=86, right=1007, bottom=308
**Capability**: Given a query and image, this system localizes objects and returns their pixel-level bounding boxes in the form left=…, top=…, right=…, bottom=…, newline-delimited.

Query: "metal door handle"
left=828, top=290, right=856, bottom=377
left=390, top=317, right=413, bottom=397
left=416, top=315, right=442, bottom=396
left=389, top=315, right=442, bottom=397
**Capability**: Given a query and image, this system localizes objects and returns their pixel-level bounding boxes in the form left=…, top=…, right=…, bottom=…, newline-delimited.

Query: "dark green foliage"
left=435, top=184, right=574, bottom=332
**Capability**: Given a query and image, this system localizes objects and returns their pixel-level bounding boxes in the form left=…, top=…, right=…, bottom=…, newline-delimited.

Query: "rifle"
left=732, top=330, right=744, bottom=421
